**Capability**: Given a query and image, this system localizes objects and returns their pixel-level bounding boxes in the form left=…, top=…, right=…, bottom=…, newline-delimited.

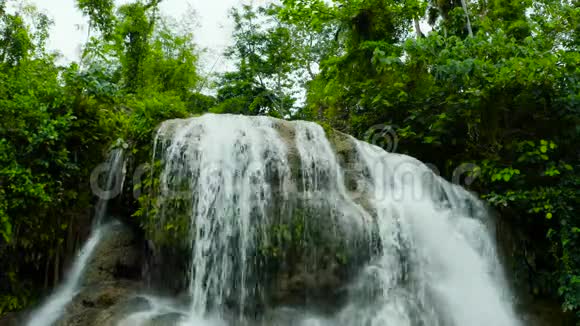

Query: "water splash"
left=117, top=296, right=192, bottom=326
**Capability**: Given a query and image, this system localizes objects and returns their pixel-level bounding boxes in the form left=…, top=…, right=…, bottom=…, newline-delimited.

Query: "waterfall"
left=93, top=148, right=126, bottom=226
left=323, top=141, right=520, bottom=326
left=26, top=148, right=125, bottom=326
left=154, top=115, right=291, bottom=323
left=142, top=114, right=521, bottom=326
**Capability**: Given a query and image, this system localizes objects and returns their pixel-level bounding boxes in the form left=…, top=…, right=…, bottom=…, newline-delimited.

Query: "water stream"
left=26, top=148, right=125, bottom=326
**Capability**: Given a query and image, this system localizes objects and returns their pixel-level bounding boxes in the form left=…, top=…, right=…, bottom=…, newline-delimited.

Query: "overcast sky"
left=25, top=0, right=255, bottom=71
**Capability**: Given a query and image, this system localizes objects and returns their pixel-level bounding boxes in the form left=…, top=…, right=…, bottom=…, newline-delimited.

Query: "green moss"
left=320, top=121, right=335, bottom=139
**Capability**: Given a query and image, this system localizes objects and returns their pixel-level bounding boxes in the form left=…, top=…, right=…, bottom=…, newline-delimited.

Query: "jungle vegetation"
left=0, top=0, right=578, bottom=320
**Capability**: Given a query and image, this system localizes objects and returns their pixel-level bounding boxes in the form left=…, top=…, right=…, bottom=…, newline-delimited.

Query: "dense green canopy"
left=0, top=0, right=578, bottom=320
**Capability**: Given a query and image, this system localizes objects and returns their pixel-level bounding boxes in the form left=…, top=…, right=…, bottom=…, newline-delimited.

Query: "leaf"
left=546, top=212, right=553, bottom=219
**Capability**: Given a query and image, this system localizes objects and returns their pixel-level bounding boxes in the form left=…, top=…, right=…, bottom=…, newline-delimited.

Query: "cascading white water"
left=26, top=148, right=125, bottom=326
left=93, top=148, right=126, bottom=226
left=321, top=140, right=521, bottom=326
left=294, top=122, right=371, bottom=238
left=154, top=115, right=291, bottom=324
left=131, top=114, right=521, bottom=326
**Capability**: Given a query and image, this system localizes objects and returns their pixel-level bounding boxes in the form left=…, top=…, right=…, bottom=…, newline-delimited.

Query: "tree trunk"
left=53, top=243, right=60, bottom=287
left=414, top=18, right=424, bottom=39
left=461, top=0, right=474, bottom=37
left=44, top=253, right=50, bottom=290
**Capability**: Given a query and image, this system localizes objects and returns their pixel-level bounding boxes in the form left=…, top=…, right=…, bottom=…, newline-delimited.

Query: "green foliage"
left=0, top=7, right=107, bottom=312
left=133, top=158, right=192, bottom=248
left=214, top=4, right=337, bottom=117
left=145, top=20, right=199, bottom=96
left=126, top=93, right=191, bottom=144
left=76, top=0, right=115, bottom=36
left=0, top=0, right=206, bottom=315
left=114, top=2, right=154, bottom=93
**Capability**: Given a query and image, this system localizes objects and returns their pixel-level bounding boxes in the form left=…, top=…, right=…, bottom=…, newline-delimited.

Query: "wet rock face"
left=0, top=312, right=24, bottom=326
left=54, top=223, right=146, bottom=326
left=55, top=281, right=143, bottom=326
left=495, top=212, right=576, bottom=326
left=82, top=223, right=143, bottom=286
left=268, top=254, right=346, bottom=311
left=142, top=242, right=190, bottom=297
left=136, top=116, right=375, bottom=315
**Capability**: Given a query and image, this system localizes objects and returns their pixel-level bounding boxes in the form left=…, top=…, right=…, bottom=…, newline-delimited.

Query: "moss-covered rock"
left=83, top=223, right=142, bottom=286
left=130, top=115, right=376, bottom=312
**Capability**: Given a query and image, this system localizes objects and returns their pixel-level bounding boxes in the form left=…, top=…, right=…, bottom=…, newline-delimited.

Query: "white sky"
left=25, top=0, right=258, bottom=72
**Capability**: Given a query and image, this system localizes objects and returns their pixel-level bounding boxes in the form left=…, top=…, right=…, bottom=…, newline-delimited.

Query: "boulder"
left=55, top=222, right=145, bottom=326
left=56, top=280, right=143, bottom=326
left=0, top=312, right=24, bottom=326
left=83, top=222, right=142, bottom=286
